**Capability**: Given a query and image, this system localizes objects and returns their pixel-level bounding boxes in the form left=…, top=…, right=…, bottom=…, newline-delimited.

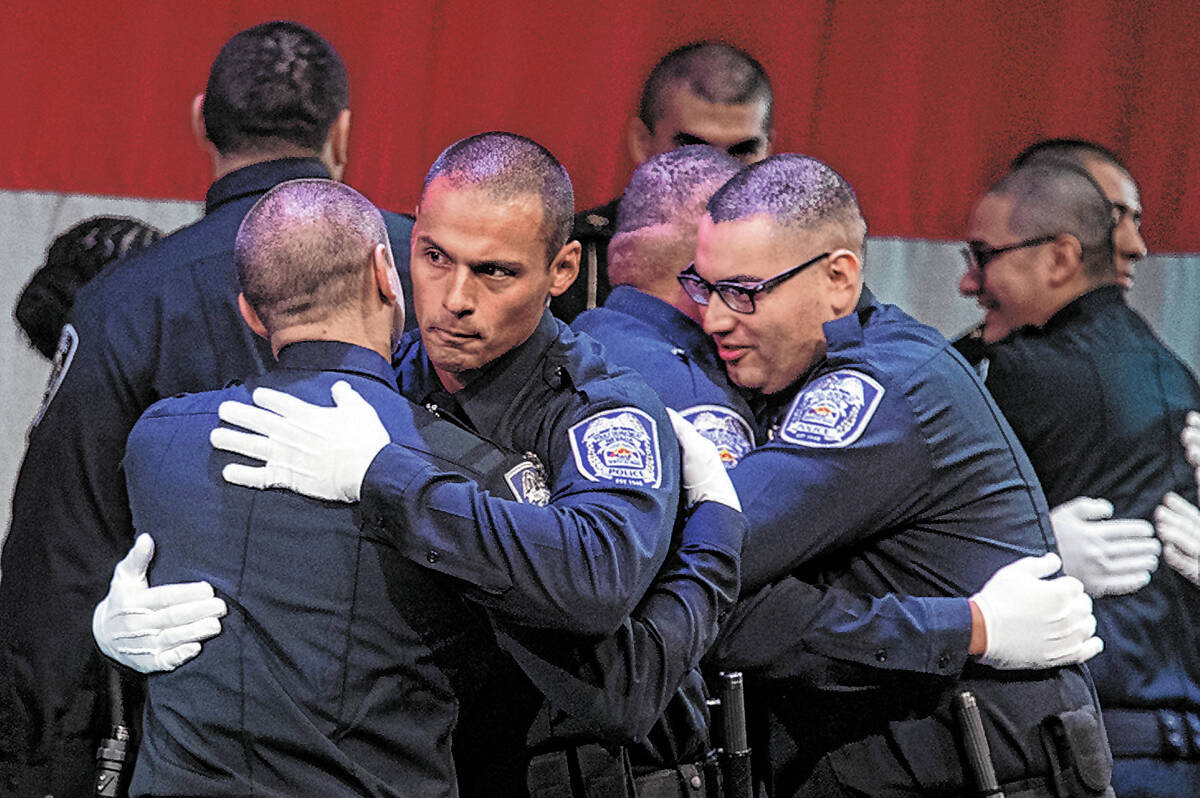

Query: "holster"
left=1040, top=708, right=1114, bottom=797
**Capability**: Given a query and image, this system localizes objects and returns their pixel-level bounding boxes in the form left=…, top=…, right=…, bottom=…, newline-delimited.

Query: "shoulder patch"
left=505, top=457, right=551, bottom=506
left=680, top=404, right=754, bottom=469
left=33, top=323, right=79, bottom=427
left=779, top=369, right=884, bottom=448
left=568, top=407, right=662, bottom=487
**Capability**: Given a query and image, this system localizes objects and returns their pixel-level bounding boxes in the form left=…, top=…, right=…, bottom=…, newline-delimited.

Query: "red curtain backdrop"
left=4, top=0, right=1197, bottom=250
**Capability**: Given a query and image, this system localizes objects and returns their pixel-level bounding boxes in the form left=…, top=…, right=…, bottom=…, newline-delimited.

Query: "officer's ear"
left=627, top=117, right=654, bottom=165
left=237, top=294, right=269, bottom=341
left=191, top=93, right=215, bottom=156
left=322, top=109, right=352, bottom=182
left=825, top=249, right=863, bottom=316
left=1046, top=233, right=1085, bottom=288
left=547, top=240, right=582, bottom=299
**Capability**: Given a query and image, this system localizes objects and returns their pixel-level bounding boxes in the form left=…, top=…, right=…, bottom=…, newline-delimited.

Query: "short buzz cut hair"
left=609, top=145, right=743, bottom=286
left=235, top=179, right=388, bottom=331
left=204, top=21, right=349, bottom=157
left=706, top=154, right=867, bottom=253
left=422, top=132, right=574, bottom=262
left=639, top=41, right=773, bottom=132
left=988, top=160, right=1116, bottom=281
left=1011, top=138, right=1130, bottom=175
left=616, top=145, right=743, bottom=235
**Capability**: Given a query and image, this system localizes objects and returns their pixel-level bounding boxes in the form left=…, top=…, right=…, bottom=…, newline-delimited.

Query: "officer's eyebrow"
left=414, top=232, right=448, bottom=256
left=725, top=137, right=766, bottom=158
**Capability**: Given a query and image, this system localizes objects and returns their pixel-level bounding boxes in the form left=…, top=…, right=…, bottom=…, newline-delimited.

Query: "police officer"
left=960, top=158, right=1200, bottom=797
left=0, top=21, right=417, bottom=796
left=688, top=154, right=1111, bottom=796
left=556, top=41, right=774, bottom=322
left=957, top=141, right=1163, bottom=605
left=112, top=178, right=532, bottom=796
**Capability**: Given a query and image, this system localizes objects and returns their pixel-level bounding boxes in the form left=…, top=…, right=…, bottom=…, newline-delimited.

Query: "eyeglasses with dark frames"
left=677, top=251, right=832, bottom=314
left=960, top=235, right=1057, bottom=272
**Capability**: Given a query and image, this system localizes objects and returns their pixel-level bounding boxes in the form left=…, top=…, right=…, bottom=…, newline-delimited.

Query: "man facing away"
left=123, top=178, right=524, bottom=797
left=0, top=21, right=416, bottom=795
left=556, top=41, right=773, bottom=322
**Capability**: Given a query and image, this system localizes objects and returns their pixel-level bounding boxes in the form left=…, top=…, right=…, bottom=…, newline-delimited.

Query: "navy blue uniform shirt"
left=576, top=287, right=973, bottom=693
left=361, top=311, right=689, bottom=794
left=573, top=286, right=756, bottom=467
left=365, top=311, right=679, bottom=635
left=715, top=288, right=1107, bottom=796
left=128, top=341, right=522, bottom=797
left=0, top=158, right=415, bottom=795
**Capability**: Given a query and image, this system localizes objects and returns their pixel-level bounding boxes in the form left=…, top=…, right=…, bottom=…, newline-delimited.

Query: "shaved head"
left=235, top=178, right=389, bottom=331
left=609, top=145, right=742, bottom=287
left=707, top=154, right=867, bottom=253
left=422, top=132, right=574, bottom=261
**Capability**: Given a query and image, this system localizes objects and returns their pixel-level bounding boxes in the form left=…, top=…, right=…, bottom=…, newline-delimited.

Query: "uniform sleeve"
left=358, top=404, right=679, bottom=638
left=732, top=384, right=930, bottom=592
left=707, top=576, right=971, bottom=683
left=493, top=501, right=744, bottom=743
left=0, top=291, right=152, bottom=763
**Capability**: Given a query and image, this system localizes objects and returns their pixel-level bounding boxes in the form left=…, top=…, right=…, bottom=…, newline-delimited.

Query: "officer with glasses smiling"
left=956, top=157, right=1200, bottom=798
left=685, top=153, right=1111, bottom=797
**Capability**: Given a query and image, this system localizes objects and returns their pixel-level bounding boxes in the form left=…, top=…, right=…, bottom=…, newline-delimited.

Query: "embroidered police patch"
left=505, top=459, right=551, bottom=506
left=569, top=408, right=662, bottom=487
left=33, top=323, right=79, bottom=427
left=680, top=404, right=754, bottom=469
left=779, top=369, right=884, bottom=448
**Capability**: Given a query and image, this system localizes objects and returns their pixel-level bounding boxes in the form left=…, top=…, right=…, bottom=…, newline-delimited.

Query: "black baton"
left=719, top=671, right=753, bottom=798
left=954, top=690, right=1005, bottom=798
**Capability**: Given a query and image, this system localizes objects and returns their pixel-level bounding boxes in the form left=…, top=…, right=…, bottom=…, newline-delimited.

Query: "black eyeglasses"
left=1109, top=201, right=1142, bottom=230
left=961, top=235, right=1057, bottom=272
left=677, top=251, right=831, bottom=314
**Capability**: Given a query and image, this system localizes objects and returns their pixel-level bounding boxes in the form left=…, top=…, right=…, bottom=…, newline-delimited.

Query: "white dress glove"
left=667, top=408, right=741, bottom=511
left=1182, top=411, right=1200, bottom=469
left=970, top=553, right=1103, bottom=670
left=1050, top=496, right=1160, bottom=597
left=1155, top=491, right=1200, bottom=585
left=210, top=380, right=389, bottom=502
left=92, top=534, right=227, bottom=673
left=1181, top=412, right=1200, bottom=496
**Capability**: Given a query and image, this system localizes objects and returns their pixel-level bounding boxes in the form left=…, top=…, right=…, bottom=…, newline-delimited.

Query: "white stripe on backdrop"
left=2, top=194, right=1198, bottom=547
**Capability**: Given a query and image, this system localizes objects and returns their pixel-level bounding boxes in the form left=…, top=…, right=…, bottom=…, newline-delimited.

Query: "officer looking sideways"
left=683, top=154, right=1110, bottom=796
left=959, top=159, right=1200, bottom=798
left=575, top=144, right=1103, bottom=706
left=0, top=21, right=417, bottom=797
left=557, top=40, right=774, bottom=322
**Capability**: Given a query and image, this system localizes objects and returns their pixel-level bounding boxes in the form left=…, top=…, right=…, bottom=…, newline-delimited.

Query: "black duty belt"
left=1103, top=708, right=1200, bottom=759
left=526, top=744, right=719, bottom=798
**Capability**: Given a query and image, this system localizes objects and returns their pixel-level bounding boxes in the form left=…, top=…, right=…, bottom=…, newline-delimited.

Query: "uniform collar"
left=205, top=158, right=331, bottom=215
left=753, top=285, right=880, bottom=429
left=817, top=285, right=878, bottom=365
left=396, top=311, right=565, bottom=437
left=1041, top=284, right=1125, bottom=332
left=275, top=340, right=398, bottom=391
left=604, top=286, right=719, bottom=367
